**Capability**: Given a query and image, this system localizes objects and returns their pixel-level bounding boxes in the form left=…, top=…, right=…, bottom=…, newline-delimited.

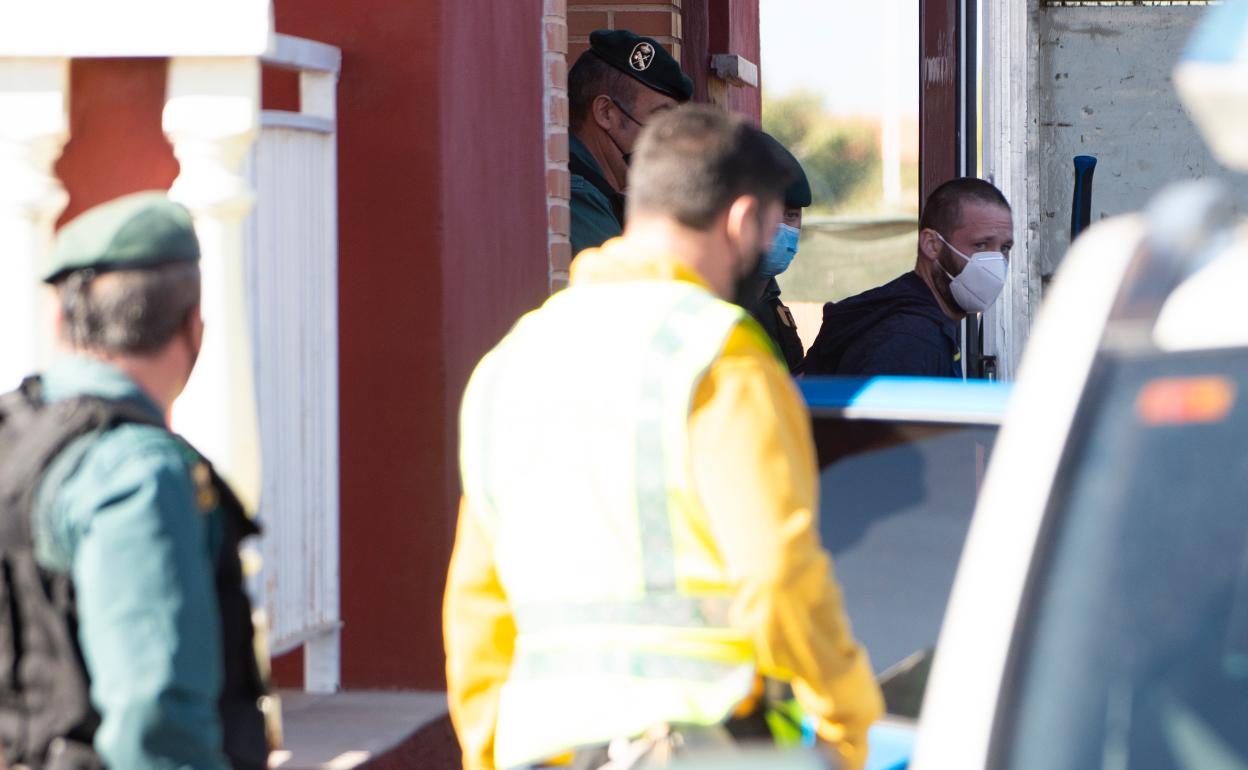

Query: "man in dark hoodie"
left=803, top=178, right=1013, bottom=378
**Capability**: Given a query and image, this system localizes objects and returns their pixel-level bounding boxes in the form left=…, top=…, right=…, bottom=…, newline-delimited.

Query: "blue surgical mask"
left=760, top=224, right=800, bottom=277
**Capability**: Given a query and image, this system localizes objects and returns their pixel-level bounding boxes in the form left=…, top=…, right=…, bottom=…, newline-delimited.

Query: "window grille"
left=1043, top=1, right=1219, bottom=6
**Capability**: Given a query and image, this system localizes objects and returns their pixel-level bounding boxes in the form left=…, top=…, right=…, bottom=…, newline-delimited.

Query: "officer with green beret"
left=739, top=133, right=812, bottom=374
left=0, top=192, right=268, bottom=769
left=568, top=29, right=693, bottom=257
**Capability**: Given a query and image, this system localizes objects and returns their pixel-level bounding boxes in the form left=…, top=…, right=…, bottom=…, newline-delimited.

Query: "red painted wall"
left=713, top=0, right=761, bottom=125
left=273, top=0, right=549, bottom=689
left=681, top=0, right=761, bottom=125
left=56, top=59, right=179, bottom=228
left=919, top=0, right=959, bottom=203
left=439, top=1, right=550, bottom=460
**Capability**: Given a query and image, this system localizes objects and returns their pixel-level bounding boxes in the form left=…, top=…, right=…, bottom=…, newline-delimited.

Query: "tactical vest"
left=0, top=377, right=268, bottom=770
left=460, top=280, right=763, bottom=768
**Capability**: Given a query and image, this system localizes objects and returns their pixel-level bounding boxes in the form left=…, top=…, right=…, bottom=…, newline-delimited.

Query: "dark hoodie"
left=803, top=271, right=961, bottom=378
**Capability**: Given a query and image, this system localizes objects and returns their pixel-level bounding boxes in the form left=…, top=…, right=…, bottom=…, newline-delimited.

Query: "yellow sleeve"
left=689, top=325, right=884, bottom=770
left=444, top=496, right=516, bottom=770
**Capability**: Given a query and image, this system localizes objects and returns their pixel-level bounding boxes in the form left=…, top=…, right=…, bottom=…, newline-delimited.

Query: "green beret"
left=761, top=133, right=812, bottom=209
left=589, top=29, right=693, bottom=102
left=44, top=192, right=200, bottom=284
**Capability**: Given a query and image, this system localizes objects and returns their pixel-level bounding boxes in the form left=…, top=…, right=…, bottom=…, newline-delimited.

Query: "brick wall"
left=544, top=0, right=572, bottom=290
left=568, top=1, right=683, bottom=61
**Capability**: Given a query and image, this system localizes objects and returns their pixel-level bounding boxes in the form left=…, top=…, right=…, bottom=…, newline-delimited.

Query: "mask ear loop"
left=609, top=97, right=645, bottom=127
left=931, top=233, right=966, bottom=283
left=935, top=232, right=972, bottom=263
left=598, top=96, right=642, bottom=165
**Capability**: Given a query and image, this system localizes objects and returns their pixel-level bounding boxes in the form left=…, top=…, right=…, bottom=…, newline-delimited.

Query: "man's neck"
left=622, top=217, right=736, bottom=299
left=71, top=347, right=179, bottom=417
left=574, top=126, right=626, bottom=193
left=914, top=259, right=966, bottom=322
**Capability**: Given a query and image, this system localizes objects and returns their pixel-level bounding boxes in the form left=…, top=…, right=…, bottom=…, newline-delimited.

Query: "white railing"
left=245, top=33, right=342, bottom=693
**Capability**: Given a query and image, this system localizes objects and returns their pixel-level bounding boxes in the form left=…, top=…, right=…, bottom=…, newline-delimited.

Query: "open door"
left=921, top=0, right=985, bottom=378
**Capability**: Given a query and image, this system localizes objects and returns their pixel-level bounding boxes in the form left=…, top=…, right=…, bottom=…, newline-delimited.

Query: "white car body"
left=912, top=202, right=1248, bottom=769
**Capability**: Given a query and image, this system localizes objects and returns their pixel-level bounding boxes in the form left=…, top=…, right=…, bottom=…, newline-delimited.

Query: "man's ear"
left=726, top=195, right=762, bottom=252
left=51, top=290, right=65, bottom=336
left=186, top=303, right=204, bottom=347
left=917, top=228, right=943, bottom=264
left=591, top=94, right=615, bottom=131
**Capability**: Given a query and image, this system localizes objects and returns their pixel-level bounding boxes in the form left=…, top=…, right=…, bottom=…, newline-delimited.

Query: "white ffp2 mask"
left=936, top=233, right=1007, bottom=313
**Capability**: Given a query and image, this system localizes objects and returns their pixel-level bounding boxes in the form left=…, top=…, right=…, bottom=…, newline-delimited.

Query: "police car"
left=796, top=172, right=1248, bottom=770
left=908, top=181, right=1248, bottom=770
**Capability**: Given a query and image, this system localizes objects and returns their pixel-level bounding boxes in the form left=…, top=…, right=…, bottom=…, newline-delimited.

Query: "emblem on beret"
left=630, top=41, right=656, bottom=72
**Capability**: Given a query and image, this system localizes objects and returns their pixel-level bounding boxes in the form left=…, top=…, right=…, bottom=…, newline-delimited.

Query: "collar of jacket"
left=569, top=237, right=719, bottom=294
left=39, top=354, right=165, bottom=423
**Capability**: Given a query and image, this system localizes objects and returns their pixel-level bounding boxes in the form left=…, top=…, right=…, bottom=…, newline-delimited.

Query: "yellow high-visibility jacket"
left=444, top=238, right=883, bottom=770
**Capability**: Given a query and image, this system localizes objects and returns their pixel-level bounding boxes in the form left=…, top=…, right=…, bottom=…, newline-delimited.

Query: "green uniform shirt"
left=570, top=134, right=624, bottom=258
left=34, top=356, right=231, bottom=770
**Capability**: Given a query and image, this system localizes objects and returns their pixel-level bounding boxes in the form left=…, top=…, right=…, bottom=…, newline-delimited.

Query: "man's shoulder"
left=36, top=421, right=194, bottom=568
left=868, top=307, right=947, bottom=338
left=844, top=271, right=930, bottom=305
left=570, top=175, right=613, bottom=208
left=714, top=316, right=794, bottom=380
left=88, top=419, right=188, bottom=468
left=49, top=422, right=194, bottom=509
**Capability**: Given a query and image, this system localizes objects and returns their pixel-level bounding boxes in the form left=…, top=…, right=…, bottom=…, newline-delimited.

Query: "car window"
left=999, top=348, right=1248, bottom=770
left=814, top=418, right=997, bottom=701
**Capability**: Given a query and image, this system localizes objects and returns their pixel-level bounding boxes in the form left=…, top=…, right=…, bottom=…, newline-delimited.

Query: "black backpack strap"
left=0, top=382, right=165, bottom=551
left=569, top=151, right=626, bottom=227
left=0, top=378, right=163, bottom=768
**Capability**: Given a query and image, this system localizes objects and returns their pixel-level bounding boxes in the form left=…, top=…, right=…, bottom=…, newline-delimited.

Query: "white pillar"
left=982, top=0, right=1038, bottom=380
left=0, top=58, right=68, bottom=390
left=165, top=56, right=263, bottom=513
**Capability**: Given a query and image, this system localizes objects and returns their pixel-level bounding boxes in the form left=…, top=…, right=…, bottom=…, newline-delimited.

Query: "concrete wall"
left=1036, top=6, right=1248, bottom=278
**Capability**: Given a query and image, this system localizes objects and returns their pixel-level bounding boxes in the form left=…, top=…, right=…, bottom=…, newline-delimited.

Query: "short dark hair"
left=568, top=51, right=639, bottom=130
left=58, top=262, right=200, bottom=354
left=627, top=105, right=793, bottom=231
left=919, top=177, right=1011, bottom=236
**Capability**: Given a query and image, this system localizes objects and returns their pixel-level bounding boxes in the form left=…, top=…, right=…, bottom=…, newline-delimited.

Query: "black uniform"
left=742, top=133, right=812, bottom=375
left=745, top=278, right=805, bottom=374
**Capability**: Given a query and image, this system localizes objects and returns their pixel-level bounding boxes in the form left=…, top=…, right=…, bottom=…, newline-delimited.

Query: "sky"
left=760, top=0, right=920, bottom=117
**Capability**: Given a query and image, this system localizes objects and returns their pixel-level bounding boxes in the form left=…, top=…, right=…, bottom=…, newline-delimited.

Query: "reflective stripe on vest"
left=459, top=279, right=759, bottom=768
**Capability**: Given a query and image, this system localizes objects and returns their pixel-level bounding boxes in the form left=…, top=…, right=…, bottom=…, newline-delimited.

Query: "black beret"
left=761, top=132, right=812, bottom=208
left=589, top=29, right=693, bottom=102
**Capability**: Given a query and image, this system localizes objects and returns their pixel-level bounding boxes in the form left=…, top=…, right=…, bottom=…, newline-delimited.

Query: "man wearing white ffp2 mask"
left=933, top=232, right=1008, bottom=313
left=804, top=178, right=1013, bottom=378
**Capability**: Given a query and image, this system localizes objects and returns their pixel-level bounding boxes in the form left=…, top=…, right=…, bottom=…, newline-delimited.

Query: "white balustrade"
left=246, top=34, right=343, bottom=693
left=4, top=6, right=343, bottom=695
left=0, top=58, right=68, bottom=390
left=167, top=56, right=265, bottom=515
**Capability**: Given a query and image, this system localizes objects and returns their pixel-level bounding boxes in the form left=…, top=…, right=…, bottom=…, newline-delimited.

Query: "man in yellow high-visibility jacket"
left=444, top=105, right=883, bottom=770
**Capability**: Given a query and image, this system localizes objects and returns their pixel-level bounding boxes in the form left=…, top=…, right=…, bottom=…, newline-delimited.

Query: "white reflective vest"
left=459, top=279, right=762, bottom=768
